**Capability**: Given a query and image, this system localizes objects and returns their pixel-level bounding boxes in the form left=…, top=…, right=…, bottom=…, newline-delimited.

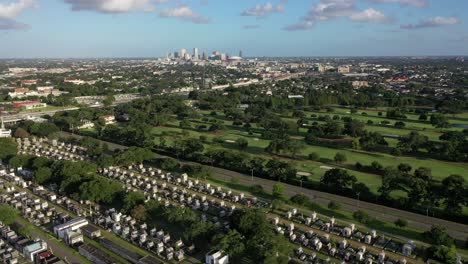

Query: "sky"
left=0, top=0, right=467, bottom=58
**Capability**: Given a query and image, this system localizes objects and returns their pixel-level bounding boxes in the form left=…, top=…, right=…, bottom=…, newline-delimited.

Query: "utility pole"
left=357, top=192, right=360, bottom=208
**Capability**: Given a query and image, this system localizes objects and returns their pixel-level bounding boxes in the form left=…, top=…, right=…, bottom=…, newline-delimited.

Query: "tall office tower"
left=193, top=48, right=199, bottom=59
left=220, top=53, right=227, bottom=61
left=239, top=50, right=243, bottom=58
left=202, top=51, right=207, bottom=60
left=181, top=48, right=187, bottom=59
left=174, top=52, right=179, bottom=58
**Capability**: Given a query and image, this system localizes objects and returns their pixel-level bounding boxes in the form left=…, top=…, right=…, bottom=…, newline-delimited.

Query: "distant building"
left=22, top=80, right=37, bottom=86
left=102, top=115, right=116, bottom=125
left=64, top=78, right=86, bottom=85
left=338, top=66, right=350, bottom=73
left=0, top=118, right=12, bottom=138
left=206, top=250, right=229, bottom=264
left=77, top=120, right=95, bottom=129
left=352, top=81, right=369, bottom=88
left=8, top=68, right=37, bottom=74
left=194, top=48, right=199, bottom=59
left=181, top=48, right=187, bottom=59
left=13, top=100, right=46, bottom=109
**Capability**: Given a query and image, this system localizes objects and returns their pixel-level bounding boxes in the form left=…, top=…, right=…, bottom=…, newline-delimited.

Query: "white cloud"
left=64, top=0, right=163, bottom=13
left=283, top=0, right=354, bottom=31
left=364, top=0, right=427, bottom=8
left=159, top=5, right=210, bottom=24
left=0, top=0, right=36, bottom=31
left=0, top=0, right=36, bottom=19
left=311, top=0, right=355, bottom=21
left=241, top=2, right=284, bottom=17
left=401, top=16, right=460, bottom=29
left=285, top=0, right=392, bottom=31
left=350, top=8, right=391, bottom=23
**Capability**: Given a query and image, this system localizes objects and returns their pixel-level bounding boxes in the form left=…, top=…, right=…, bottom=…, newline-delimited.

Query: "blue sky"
left=0, top=0, right=467, bottom=58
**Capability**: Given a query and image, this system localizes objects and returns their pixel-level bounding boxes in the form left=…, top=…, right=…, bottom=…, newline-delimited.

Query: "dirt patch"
left=211, top=131, right=225, bottom=136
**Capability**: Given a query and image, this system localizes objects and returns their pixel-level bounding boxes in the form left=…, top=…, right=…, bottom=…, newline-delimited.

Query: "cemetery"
left=10, top=136, right=433, bottom=263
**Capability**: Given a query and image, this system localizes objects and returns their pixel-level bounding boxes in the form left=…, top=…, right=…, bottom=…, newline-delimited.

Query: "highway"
left=58, top=131, right=468, bottom=243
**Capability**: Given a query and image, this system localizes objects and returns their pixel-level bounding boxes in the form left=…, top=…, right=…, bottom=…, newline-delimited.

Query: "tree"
left=379, top=167, right=402, bottom=199
left=430, top=113, right=450, bottom=129
left=418, top=113, right=428, bottom=121
left=308, top=152, right=320, bottom=161
left=353, top=210, right=373, bottom=224
left=0, top=205, right=18, bottom=225
left=344, top=119, right=365, bottom=137
left=321, top=169, right=357, bottom=192
left=103, top=95, right=115, bottom=107
left=9, top=155, right=32, bottom=169
left=14, top=127, right=30, bottom=138
left=394, top=218, right=407, bottom=228
left=131, top=204, right=147, bottom=222
left=272, top=183, right=285, bottom=200
left=431, top=245, right=457, bottom=264
left=290, top=194, right=310, bottom=206
left=236, top=209, right=292, bottom=262
left=79, top=178, right=122, bottom=204
left=334, top=152, right=347, bottom=164
left=441, top=175, right=466, bottom=215
left=423, top=225, right=454, bottom=246
left=397, top=163, right=412, bottom=174
left=235, top=138, right=248, bottom=150
left=397, top=132, right=428, bottom=153
left=0, top=138, right=17, bottom=160
left=394, top=121, right=406, bottom=128
left=34, top=167, right=52, bottom=184
left=359, top=131, right=388, bottom=150
left=218, top=230, right=246, bottom=258
left=123, top=191, right=146, bottom=212
left=264, top=159, right=297, bottom=182
left=184, top=221, right=217, bottom=248
left=163, top=206, right=197, bottom=224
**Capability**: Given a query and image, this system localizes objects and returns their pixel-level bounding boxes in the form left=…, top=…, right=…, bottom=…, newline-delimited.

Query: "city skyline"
left=0, top=0, right=467, bottom=58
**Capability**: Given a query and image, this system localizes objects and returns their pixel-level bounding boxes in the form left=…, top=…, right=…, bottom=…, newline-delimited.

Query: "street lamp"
left=251, top=168, right=254, bottom=182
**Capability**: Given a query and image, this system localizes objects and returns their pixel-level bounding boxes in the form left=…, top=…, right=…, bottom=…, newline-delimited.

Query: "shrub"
left=328, top=201, right=341, bottom=210
left=394, top=218, right=408, bottom=228
left=353, top=210, right=373, bottom=224
left=308, top=152, right=320, bottom=161
left=334, top=152, right=347, bottom=164
left=290, top=194, right=310, bottom=206
left=250, top=184, right=264, bottom=194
